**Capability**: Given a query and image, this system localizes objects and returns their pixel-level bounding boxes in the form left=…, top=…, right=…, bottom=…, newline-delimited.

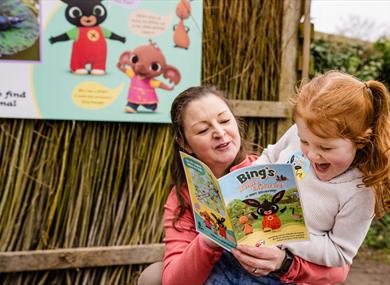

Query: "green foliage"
left=363, top=214, right=390, bottom=249
left=311, top=35, right=390, bottom=249
left=311, top=39, right=384, bottom=82
left=311, top=36, right=390, bottom=89
left=373, top=38, right=390, bottom=88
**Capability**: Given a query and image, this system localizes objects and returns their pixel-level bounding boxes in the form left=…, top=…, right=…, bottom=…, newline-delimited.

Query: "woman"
left=139, top=86, right=349, bottom=285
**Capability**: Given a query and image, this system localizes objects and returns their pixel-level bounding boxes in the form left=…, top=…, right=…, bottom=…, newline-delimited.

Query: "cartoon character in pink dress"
left=117, top=41, right=181, bottom=113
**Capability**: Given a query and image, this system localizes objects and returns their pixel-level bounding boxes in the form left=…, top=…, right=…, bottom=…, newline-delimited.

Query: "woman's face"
left=182, top=94, right=241, bottom=178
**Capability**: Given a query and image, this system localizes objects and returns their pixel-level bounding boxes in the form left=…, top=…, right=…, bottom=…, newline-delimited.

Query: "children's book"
left=180, top=151, right=309, bottom=251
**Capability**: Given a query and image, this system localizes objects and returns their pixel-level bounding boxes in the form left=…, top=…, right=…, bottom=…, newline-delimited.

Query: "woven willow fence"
left=0, top=0, right=287, bottom=283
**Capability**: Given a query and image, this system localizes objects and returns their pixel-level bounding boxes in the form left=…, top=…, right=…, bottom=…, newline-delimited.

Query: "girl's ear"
left=356, top=128, right=372, bottom=149
left=363, top=128, right=373, bottom=137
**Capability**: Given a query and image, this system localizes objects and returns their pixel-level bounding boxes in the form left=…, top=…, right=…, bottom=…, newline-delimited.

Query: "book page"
left=218, top=164, right=308, bottom=247
left=180, top=152, right=236, bottom=250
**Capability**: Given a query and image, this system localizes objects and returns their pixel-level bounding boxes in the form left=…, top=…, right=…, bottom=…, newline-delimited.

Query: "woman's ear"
left=176, top=137, right=193, bottom=154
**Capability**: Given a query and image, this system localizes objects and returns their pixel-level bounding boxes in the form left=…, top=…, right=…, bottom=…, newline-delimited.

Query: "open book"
left=180, top=152, right=309, bottom=251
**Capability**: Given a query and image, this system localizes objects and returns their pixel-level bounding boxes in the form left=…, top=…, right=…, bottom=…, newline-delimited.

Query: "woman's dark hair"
left=170, top=86, right=248, bottom=227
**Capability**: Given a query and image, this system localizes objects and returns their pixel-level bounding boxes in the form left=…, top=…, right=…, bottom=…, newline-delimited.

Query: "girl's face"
left=182, top=94, right=241, bottom=178
left=296, top=117, right=358, bottom=181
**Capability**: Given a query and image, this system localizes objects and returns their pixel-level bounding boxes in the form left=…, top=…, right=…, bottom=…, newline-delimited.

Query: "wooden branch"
left=0, top=243, right=165, bottom=273
left=229, top=100, right=291, bottom=118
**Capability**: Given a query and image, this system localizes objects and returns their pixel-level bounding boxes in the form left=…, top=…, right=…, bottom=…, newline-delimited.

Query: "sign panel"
left=0, top=0, right=202, bottom=123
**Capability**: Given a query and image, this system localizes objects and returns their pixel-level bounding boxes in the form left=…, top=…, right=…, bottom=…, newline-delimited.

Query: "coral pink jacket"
left=162, top=155, right=349, bottom=285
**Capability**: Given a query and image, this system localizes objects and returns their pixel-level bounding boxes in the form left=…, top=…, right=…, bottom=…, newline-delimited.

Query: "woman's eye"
left=197, top=129, right=208, bottom=134
left=300, top=140, right=308, bottom=145
left=220, top=119, right=230, bottom=124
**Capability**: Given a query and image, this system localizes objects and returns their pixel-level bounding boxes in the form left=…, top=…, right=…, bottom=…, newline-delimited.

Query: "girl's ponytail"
left=362, top=80, right=390, bottom=217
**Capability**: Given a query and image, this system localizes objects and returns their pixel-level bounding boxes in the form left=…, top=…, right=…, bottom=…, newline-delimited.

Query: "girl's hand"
left=231, top=245, right=285, bottom=276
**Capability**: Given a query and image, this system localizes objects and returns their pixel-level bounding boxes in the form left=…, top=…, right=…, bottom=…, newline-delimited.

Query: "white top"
left=254, top=124, right=375, bottom=266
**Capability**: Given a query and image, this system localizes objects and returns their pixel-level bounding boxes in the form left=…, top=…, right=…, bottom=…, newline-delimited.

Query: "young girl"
left=244, top=71, right=390, bottom=273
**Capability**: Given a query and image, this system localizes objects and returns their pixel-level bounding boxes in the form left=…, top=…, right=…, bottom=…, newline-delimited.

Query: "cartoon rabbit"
left=242, top=191, right=287, bottom=232
left=49, top=0, right=125, bottom=75
left=211, top=213, right=227, bottom=239
left=173, top=0, right=191, bottom=49
left=117, top=40, right=181, bottom=113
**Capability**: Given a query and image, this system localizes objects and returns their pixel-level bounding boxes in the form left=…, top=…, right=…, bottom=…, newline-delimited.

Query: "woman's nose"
left=213, top=125, right=225, bottom=137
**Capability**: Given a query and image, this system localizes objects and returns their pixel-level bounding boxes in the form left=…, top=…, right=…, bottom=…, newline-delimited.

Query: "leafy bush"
left=364, top=214, right=390, bottom=249
left=373, top=38, right=390, bottom=89
left=311, top=39, right=383, bottom=82
left=311, top=36, right=390, bottom=249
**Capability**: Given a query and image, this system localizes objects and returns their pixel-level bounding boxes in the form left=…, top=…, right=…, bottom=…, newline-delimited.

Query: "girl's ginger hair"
left=293, top=71, right=390, bottom=218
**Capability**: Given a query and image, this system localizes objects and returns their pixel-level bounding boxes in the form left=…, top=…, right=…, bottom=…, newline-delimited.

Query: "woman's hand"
left=231, top=245, right=285, bottom=276
left=200, top=235, right=222, bottom=250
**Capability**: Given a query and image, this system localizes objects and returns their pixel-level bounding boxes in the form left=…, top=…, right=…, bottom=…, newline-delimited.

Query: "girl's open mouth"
left=315, top=163, right=330, bottom=172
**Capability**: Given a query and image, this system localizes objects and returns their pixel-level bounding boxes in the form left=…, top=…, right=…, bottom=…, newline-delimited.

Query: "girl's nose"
left=307, top=150, right=320, bottom=161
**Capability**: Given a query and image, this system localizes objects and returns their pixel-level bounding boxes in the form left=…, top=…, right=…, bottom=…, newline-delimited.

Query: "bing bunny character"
left=117, top=40, right=181, bottom=113
left=211, top=213, right=227, bottom=239
left=173, top=0, right=191, bottom=49
left=242, top=190, right=287, bottom=232
left=49, top=0, right=126, bottom=75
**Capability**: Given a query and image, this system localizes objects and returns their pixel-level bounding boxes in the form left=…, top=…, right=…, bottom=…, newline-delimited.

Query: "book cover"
left=180, top=151, right=309, bottom=251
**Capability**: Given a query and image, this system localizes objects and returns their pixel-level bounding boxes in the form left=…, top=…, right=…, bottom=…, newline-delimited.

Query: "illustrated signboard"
left=0, top=0, right=202, bottom=123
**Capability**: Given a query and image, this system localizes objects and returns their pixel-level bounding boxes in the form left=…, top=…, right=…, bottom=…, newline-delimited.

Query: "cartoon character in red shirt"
left=242, top=190, right=287, bottom=232
left=49, top=0, right=125, bottom=75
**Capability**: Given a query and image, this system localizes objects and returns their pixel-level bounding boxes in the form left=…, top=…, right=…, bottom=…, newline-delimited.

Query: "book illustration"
left=189, top=167, right=224, bottom=215
left=117, top=40, right=181, bottom=113
left=242, top=190, right=287, bottom=232
left=288, top=151, right=310, bottom=180
left=49, top=0, right=126, bottom=75
left=180, top=151, right=309, bottom=251
left=173, top=0, right=191, bottom=49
